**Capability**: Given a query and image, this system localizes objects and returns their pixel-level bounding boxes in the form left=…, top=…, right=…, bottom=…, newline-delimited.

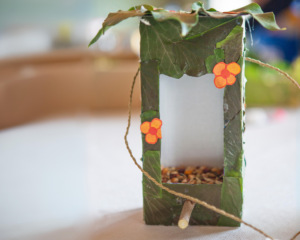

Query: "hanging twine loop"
left=124, top=58, right=300, bottom=240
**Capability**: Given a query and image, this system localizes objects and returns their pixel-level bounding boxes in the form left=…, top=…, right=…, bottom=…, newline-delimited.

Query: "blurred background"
left=0, top=0, right=299, bottom=240
left=0, top=0, right=299, bottom=129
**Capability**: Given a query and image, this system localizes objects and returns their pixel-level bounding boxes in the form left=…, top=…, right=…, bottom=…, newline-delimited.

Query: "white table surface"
left=0, top=108, right=299, bottom=240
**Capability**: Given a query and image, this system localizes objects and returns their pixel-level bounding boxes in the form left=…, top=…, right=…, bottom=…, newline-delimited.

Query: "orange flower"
left=213, top=62, right=241, bottom=89
left=140, top=118, right=162, bottom=144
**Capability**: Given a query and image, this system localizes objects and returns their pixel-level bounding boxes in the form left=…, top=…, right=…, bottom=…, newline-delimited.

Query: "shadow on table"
left=92, top=208, right=239, bottom=240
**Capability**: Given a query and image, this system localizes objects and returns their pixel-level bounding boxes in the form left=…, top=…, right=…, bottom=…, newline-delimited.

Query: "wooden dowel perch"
left=178, top=200, right=196, bottom=229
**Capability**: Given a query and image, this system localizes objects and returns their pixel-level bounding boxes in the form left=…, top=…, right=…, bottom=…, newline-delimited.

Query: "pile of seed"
left=161, top=166, right=223, bottom=184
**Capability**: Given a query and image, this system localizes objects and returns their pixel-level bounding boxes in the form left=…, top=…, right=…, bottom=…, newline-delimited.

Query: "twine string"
left=245, top=57, right=300, bottom=90
left=124, top=59, right=300, bottom=240
left=291, top=231, right=300, bottom=240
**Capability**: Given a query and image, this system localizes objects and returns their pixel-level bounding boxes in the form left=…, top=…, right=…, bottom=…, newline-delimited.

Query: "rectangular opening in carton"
left=160, top=74, right=224, bottom=169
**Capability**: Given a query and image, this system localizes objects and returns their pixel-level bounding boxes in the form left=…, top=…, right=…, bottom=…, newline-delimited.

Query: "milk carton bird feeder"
left=89, top=2, right=284, bottom=228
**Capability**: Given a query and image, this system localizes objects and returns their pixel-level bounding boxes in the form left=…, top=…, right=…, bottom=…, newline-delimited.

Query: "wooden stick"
left=178, top=200, right=196, bottom=229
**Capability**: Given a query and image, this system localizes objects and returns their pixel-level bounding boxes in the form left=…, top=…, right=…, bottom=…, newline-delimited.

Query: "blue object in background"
left=252, top=27, right=299, bottom=62
left=250, top=0, right=300, bottom=63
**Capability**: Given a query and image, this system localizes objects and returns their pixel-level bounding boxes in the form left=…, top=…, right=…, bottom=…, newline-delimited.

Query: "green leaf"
left=205, top=55, right=216, bottom=73
left=88, top=10, right=146, bottom=47
left=216, top=25, right=244, bottom=63
left=224, top=111, right=244, bottom=178
left=229, top=3, right=285, bottom=31
left=214, top=48, right=225, bottom=62
left=252, top=12, right=286, bottom=31
left=142, top=137, right=161, bottom=154
left=143, top=194, right=177, bottom=225
left=166, top=184, right=222, bottom=226
left=140, top=60, right=160, bottom=112
left=205, top=48, right=225, bottom=73
left=173, top=18, right=240, bottom=76
left=151, top=11, right=198, bottom=36
left=88, top=28, right=106, bottom=47
left=140, top=17, right=184, bottom=78
left=184, top=17, right=234, bottom=39
left=102, top=11, right=145, bottom=30
left=218, top=177, right=243, bottom=226
left=144, top=184, right=222, bottom=225
left=230, top=2, right=264, bottom=14
left=89, top=2, right=284, bottom=47
left=216, top=25, right=243, bottom=48
left=191, top=2, right=285, bottom=31
left=143, top=151, right=162, bottom=198
left=140, top=110, right=158, bottom=123
left=206, top=8, right=217, bottom=12
left=223, top=55, right=244, bottom=178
